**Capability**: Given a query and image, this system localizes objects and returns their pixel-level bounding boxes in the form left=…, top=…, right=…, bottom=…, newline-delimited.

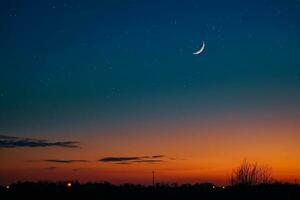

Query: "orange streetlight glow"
left=67, top=182, right=72, bottom=187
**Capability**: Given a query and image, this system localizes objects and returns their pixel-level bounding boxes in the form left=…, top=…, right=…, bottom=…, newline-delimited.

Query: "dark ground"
left=1, top=182, right=300, bottom=200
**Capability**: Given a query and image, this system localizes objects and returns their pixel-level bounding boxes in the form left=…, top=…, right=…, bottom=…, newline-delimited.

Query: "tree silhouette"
left=230, top=159, right=273, bottom=186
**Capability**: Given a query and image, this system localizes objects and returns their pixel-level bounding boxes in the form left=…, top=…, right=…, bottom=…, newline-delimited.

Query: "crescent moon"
left=193, top=41, right=205, bottom=55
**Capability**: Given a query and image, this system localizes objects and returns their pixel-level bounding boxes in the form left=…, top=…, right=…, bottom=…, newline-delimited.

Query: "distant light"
left=67, top=182, right=72, bottom=187
left=6, top=185, right=10, bottom=189
left=212, top=186, right=215, bottom=189
left=222, top=186, right=226, bottom=189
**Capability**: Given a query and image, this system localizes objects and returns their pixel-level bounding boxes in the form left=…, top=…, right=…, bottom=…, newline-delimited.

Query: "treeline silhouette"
left=1, top=181, right=300, bottom=200
left=1, top=161, right=299, bottom=199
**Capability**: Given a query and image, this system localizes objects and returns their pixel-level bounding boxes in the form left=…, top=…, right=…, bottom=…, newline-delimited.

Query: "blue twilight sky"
left=1, top=0, right=300, bottom=136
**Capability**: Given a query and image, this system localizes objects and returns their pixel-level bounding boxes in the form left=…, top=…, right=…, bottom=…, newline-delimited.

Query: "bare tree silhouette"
left=230, top=159, right=273, bottom=186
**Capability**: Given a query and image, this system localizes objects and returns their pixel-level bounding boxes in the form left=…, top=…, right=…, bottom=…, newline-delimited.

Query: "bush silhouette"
left=230, top=160, right=273, bottom=186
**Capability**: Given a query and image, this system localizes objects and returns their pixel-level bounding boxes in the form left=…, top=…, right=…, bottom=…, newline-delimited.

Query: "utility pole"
left=152, top=171, right=155, bottom=186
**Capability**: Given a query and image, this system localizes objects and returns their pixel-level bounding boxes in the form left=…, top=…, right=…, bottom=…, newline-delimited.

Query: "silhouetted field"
left=1, top=182, right=300, bottom=200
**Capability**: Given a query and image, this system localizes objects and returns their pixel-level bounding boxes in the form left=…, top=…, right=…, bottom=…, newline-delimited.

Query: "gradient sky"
left=1, top=0, right=300, bottom=185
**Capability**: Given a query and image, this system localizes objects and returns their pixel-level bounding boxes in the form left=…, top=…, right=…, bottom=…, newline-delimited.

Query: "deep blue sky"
left=1, top=0, right=300, bottom=135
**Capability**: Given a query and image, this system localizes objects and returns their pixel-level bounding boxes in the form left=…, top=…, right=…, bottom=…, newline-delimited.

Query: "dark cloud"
left=44, top=159, right=89, bottom=163
left=100, top=157, right=142, bottom=162
left=151, top=155, right=165, bottom=158
left=0, top=135, right=79, bottom=148
left=100, top=155, right=166, bottom=164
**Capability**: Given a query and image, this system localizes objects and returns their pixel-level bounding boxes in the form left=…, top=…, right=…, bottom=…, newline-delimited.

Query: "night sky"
left=1, top=0, right=300, bottom=185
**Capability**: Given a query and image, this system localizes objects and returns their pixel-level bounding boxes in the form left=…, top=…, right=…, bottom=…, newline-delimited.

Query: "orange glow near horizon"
left=1, top=113, right=300, bottom=186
